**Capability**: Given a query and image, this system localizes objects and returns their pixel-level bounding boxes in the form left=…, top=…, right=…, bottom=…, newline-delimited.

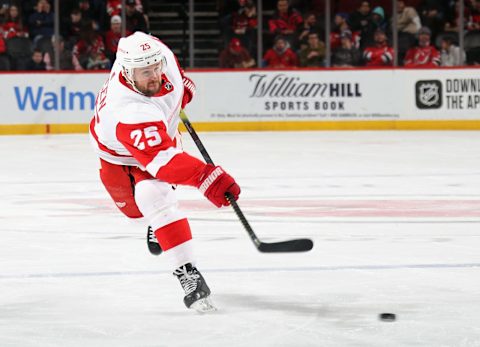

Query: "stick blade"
left=257, top=238, right=314, bottom=253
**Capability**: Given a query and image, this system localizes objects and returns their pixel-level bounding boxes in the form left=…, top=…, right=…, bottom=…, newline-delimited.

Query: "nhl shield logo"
left=415, top=80, right=442, bottom=109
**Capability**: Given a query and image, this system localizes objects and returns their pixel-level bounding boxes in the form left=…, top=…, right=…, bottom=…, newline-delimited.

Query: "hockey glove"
left=197, top=164, right=240, bottom=207
left=181, top=74, right=196, bottom=108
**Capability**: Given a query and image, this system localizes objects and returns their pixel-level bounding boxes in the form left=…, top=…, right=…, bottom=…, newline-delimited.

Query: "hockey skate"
left=146, top=226, right=162, bottom=255
left=173, top=263, right=216, bottom=313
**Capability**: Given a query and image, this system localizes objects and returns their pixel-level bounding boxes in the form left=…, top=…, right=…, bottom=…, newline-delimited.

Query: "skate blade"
left=190, top=297, right=217, bottom=313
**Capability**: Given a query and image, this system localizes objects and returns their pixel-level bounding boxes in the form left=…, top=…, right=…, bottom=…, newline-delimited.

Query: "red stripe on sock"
left=154, top=219, right=192, bottom=251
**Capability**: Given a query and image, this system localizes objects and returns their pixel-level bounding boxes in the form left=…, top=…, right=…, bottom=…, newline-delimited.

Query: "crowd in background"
left=0, top=0, right=150, bottom=71
left=219, top=0, right=480, bottom=68
left=0, top=0, right=479, bottom=71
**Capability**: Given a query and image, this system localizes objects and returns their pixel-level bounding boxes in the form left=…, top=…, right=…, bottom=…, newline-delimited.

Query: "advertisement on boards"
left=188, top=69, right=401, bottom=122
left=0, top=69, right=478, bottom=128
left=0, top=73, right=105, bottom=124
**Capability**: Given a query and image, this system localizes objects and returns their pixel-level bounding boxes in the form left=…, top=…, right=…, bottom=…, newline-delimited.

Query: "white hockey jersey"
left=90, top=40, right=188, bottom=179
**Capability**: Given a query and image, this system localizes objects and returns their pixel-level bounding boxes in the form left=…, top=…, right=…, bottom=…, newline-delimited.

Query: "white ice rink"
left=1, top=131, right=480, bottom=347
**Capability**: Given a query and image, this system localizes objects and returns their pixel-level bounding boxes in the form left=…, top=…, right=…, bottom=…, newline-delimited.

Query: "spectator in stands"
left=83, top=0, right=109, bottom=32
left=0, top=0, right=15, bottom=23
left=25, top=48, right=46, bottom=70
left=446, top=0, right=480, bottom=32
left=219, top=0, right=239, bottom=33
left=73, top=19, right=110, bottom=70
left=105, top=0, right=145, bottom=29
left=78, top=0, right=95, bottom=23
left=105, top=15, right=130, bottom=63
left=28, top=0, right=54, bottom=45
left=404, top=26, right=440, bottom=67
left=219, top=37, right=256, bottom=68
left=44, top=35, right=77, bottom=70
left=444, top=0, right=469, bottom=32
left=62, top=8, right=85, bottom=50
left=419, top=0, right=446, bottom=41
left=467, top=0, right=480, bottom=31
left=107, top=0, right=122, bottom=17
left=231, top=0, right=257, bottom=36
left=268, top=0, right=303, bottom=47
left=440, top=36, right=465, bottom=66
left=394, top=0, right=422, bottom=35
left=371, top=6, right=388, bottom=31
left=230, top=0, right=257, bottom=55
left=363, top=28, right=393, bottom=66
left=331, top=12, right=346, bottom=50
left=126, top=0, right=148, bottom=33
left=361, top=6, right=388, bottom=47
left=3, top=5, right=29, bottom=39
left=299, top=32, right=325, bottom=67
left=348, top=1, right=372, bottom=42
left=332, top=29, right=362, bottom=67
left=331, top=13, right=361, bottom=50
left=263, top=35, right=298, bottom=68
left=295, top=12, right=322, bottom=50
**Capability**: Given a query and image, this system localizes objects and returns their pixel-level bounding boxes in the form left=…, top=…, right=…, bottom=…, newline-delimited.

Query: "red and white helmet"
left=116, top=32, right=167, bottom=91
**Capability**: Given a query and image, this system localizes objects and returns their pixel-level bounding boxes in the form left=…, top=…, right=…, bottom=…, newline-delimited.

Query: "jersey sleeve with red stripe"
left=116, top=121, right=206, bottom=186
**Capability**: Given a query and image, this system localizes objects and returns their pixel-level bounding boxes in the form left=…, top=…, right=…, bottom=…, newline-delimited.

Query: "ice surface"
left=1, top=131, right=480, bottom=347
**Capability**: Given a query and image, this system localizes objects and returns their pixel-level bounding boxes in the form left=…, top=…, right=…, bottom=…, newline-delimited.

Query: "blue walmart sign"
left=14, top=86, right=95, bottom=111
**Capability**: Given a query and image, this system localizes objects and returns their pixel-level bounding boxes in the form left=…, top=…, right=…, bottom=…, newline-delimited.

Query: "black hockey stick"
left=179, top=110, right=313, bottom=253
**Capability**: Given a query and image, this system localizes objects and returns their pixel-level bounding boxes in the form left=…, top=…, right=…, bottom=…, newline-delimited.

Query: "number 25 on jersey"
left=130, top=126, right=162, bottom=150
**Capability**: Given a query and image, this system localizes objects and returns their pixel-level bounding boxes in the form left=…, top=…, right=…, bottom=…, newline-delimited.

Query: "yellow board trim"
left=180, top=120, right=480, bottom=131
left=0, top=124, right=89, bottom=135
left=0, top=121, right=479, bottom=135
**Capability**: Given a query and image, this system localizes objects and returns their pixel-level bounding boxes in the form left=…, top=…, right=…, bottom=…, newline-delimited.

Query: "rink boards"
left=0, top=68, right=479, bottom=134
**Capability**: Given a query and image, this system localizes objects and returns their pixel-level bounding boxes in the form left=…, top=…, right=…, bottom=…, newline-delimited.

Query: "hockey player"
left=89, top=31, right=241, bottom=312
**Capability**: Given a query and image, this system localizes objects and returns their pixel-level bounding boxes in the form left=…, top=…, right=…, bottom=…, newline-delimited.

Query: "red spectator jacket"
left=363, top=44, right=394, bottom=66
left=105, top=30, right=131, bottom=56
left=268, top=9, right=303, bottom=34
left=3, top=21, right=28, bottom=39
left=107, top=0, right=122, bottom=16
left=404, top=45, right=440, bottom=67
left=232, top=11, right=257, bottom=33
left=263, top=48, right=298, bottom=68
left=73, top=35, right=107, bottom=61
left=0, top=37, right=6, bottom=54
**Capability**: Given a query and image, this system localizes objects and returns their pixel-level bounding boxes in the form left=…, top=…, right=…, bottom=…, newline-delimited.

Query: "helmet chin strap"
left=122, top=67, right=144, bottom=95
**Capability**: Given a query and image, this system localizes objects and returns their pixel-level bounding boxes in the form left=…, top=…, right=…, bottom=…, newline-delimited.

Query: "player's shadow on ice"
left=214, top=293, right=326, bottom=315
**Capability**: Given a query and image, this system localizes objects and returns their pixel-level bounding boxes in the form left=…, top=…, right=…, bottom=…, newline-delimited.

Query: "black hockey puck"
left=379, top=313, right=396, bottom=321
